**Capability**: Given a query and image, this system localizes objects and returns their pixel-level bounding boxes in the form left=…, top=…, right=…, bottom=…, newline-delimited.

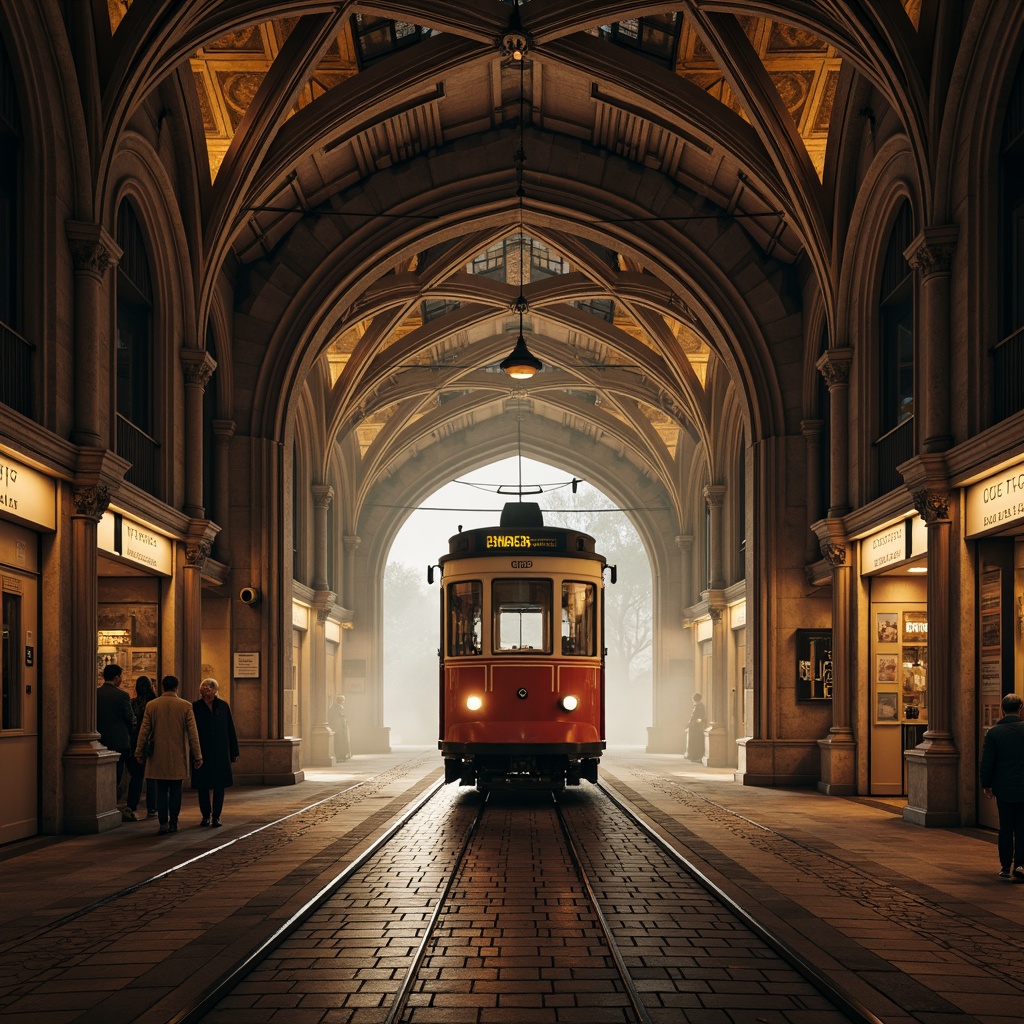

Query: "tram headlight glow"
left=466, top=695, right=483, bottom=712
left=560, top=694, right=579, bottom=712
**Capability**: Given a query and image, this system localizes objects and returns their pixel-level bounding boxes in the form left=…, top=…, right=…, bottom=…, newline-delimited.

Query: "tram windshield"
left=493, top=579, right=551, bottom=653
left=561, top=581, right=597, bottom=656
left=446, top=581, right=482, bottom=656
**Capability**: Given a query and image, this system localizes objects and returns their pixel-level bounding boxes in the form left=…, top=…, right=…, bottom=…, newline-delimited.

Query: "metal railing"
left=116, top=414, right=160, bottom=495
left=993, top=325, right=1024, bottom=421
left=874, top=417, right=914, bottom=496
left=0, top=320, right=33, bottom=417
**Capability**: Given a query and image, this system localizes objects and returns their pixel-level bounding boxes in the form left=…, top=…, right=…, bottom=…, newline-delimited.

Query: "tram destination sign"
left=485, top=532, right=560, bottom=550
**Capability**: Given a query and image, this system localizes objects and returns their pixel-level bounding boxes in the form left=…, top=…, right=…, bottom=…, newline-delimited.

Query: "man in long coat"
left=981, top=692, right=1024, bottom=879
left=135, top=675, right=202, bottom=834
left=190, top=678, right=239, bottom=827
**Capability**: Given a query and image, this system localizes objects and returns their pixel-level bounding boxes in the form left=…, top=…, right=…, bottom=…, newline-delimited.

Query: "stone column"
left=343, top=534, right=360, bottom=610
left=801, top=418, right=824, bottom=564
left=212, top=419, right=235, bottom=561
left=814, top=528, right=856, bottom=794
left=183, top=522, right=220, bottom=699
left=66, top=223, right=120, bottom=449
left=181, top=349, right=217, bottom=518
left=905, top=227, right=957, bottom=454
left=902, top=455, right=960, bottom=825
left=676, top=534, right=693, bottom=608
left=703, top=485, right=730, bottom=766
left=815, top=348, right=853, bottom=517
left=310, top=485, right=336, bottom=765
left=63, top=455, right=128, bottom=834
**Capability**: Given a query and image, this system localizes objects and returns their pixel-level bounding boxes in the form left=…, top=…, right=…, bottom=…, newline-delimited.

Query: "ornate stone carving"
left=905, top=227, right=958, bottom=276
left=821, top=541, right=846, bottom=567
left=181, top=350, right=217, bottom=389
left=312, top=484, right=334, bottom=508
left=68, top=238, right=114, bottom=276
left=817, top=352, right=852, bottom=388
left=913, top=489, right=950, bottom=524
left=709, top=606, right=723, bottom=624
left=73, top=484, right=110, bottom=520
left=703, top=484, right=725, bottom=507
left=185, top=539, right=211, bottom=568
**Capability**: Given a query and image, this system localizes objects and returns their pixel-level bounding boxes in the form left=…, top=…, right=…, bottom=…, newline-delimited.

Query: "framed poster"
left=876, top=691, right=899, bottom=723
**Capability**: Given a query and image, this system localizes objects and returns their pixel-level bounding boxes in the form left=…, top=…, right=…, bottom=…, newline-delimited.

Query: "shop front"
left=858, top=516, right=928, bottom=795
left=97, top=511, right=173, bottom=704
left=964, top=459, right=1024, bottom=830
left=0, top=454, right=54, bottom=843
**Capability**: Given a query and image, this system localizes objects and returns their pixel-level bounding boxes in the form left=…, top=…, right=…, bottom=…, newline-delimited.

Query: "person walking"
left=191, top=678, right=239, bottom=828
left=96, top=663, right=134, bottom=805
left=686, top=692, right=706, bottom=762
left=981, top=692, right=1024, bottom=879
left=124, top=675, right=157, bottom=821
left=135, top=675, right=202, bottom=835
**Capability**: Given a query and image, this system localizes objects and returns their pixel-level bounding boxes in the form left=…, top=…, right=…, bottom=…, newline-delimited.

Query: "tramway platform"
left=0, top=748, right=1019, bottom=1023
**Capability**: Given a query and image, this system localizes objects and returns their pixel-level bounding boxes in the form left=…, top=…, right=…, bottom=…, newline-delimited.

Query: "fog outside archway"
left=383, top=458, right=653, bottom=748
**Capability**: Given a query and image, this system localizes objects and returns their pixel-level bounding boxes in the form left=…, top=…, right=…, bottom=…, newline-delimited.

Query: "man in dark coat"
left=981, top=692, right=1024, bottom=879
left=96, top=663, right=135, bottom=799
left=191, top=678, right=239, bottom=827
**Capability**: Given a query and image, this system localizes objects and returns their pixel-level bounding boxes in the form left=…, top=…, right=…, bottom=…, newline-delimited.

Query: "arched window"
left=875, top=200, right=914, bottom=495
left=115, top=201, right=158, bottom=492
left=996, top=54, right=1024, bottom=421
left=0, top=34, right=30, bottom=418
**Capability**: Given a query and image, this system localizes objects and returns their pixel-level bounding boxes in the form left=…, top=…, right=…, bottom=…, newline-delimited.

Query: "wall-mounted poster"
left=876, top=613, right=899, bottom=645
left=795, top=629, right=832, bottom=700
left=876, top=691, right=899, bottom=723
left=877, top=655, right=898, bottom=683
left=980, top=568, right=1002, bottom=695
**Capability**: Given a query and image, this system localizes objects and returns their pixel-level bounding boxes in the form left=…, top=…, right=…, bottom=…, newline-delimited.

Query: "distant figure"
left=135, top=675, right=202, bottom=835
left=96, top=663, right=135, bottom=803
left=981, top=692, right=1024, bottom=880
left=191, top=678, right=239, bottom=828
left=124, top=675, right=157, bottom=821
left=686, top=692, right=706, bottom=763
left=328, top=694, right=352, bottom=760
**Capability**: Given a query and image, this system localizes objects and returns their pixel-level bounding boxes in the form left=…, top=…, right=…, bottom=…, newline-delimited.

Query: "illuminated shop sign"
left=98, top=511, right=173, bottom=575
left=966, top=461, right=1024, bottom=536
left=860, top=517, right=925, bottom=574
left=0, top=454, right=56, bottom=530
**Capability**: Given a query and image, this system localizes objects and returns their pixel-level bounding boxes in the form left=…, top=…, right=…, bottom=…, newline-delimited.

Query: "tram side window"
left=561, top=581, right=597, bottom=656
left=447, top=581, right=482, bottom=656
left=493, top=579, right=552, bottom=653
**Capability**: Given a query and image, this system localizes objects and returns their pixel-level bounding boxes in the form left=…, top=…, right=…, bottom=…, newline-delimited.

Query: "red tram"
left=432, top=501, right=613, bottom=790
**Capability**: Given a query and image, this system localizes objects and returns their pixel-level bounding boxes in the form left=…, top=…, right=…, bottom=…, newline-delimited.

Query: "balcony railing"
left=116, top=414, right=159, bottom=495
left=874, top=417, right=914, bottom=496
left=0, top=320, right=34, bottom=418
left=993, top=325, right=1024, bottom=421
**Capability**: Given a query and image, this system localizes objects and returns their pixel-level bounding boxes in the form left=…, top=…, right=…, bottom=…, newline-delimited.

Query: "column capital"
left=312, top=483, right=334, bottom=508
left=815, top=347, right=853, bottom=388
left=801, top=418, right=824, bottom=438
left=675, top=534, right=693, bottom=550
left=904, top=225, right=958, bottom=276
left=181, top=348, right=217, bottom=389
left=703, top=484, right=726, bottom=507
left=212, top=419, right=236, bottom=439
left=343, top=534, right=361, bottom=552
left=913, top=489, right=951, bottom=524
left=66, top=221, right=121, bottom=278
left=72, top=484, right=111, bottom=521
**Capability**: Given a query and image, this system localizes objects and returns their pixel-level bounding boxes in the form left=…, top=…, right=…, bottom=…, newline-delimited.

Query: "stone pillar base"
left=903, top=740, right=960, bottom=826
left=308, top=725, right=336, bottom=767
left=817, top=731, right=856, bottom=795
left=734, top=737, right=821, bottom=787
left=235, top=738, right=305, bottom=785
left=646, top=724, right=683, bottom=754
left=62, top=748, right=122, bottom=834
left=705, top=723, right=731, bottom=768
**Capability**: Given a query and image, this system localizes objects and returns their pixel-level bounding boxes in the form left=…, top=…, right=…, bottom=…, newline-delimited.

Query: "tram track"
left=184, top=781, right=875, bottom=1024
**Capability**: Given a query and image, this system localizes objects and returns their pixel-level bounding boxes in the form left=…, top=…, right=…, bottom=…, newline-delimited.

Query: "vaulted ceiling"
left=104, top=1, right=924, bottom=526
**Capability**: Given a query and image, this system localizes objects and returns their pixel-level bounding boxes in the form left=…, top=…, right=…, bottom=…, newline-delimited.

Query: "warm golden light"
left=500, top=334, right=542, bottom=378
left=560, top=695, right=579, bottom=712
left=466, top=695, right=483, bottom=711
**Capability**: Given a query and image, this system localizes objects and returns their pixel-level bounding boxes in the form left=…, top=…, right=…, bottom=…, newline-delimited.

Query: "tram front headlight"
left=466, top=695, right=483, bottom=712
left=560, top=694, right=579, bottom=712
